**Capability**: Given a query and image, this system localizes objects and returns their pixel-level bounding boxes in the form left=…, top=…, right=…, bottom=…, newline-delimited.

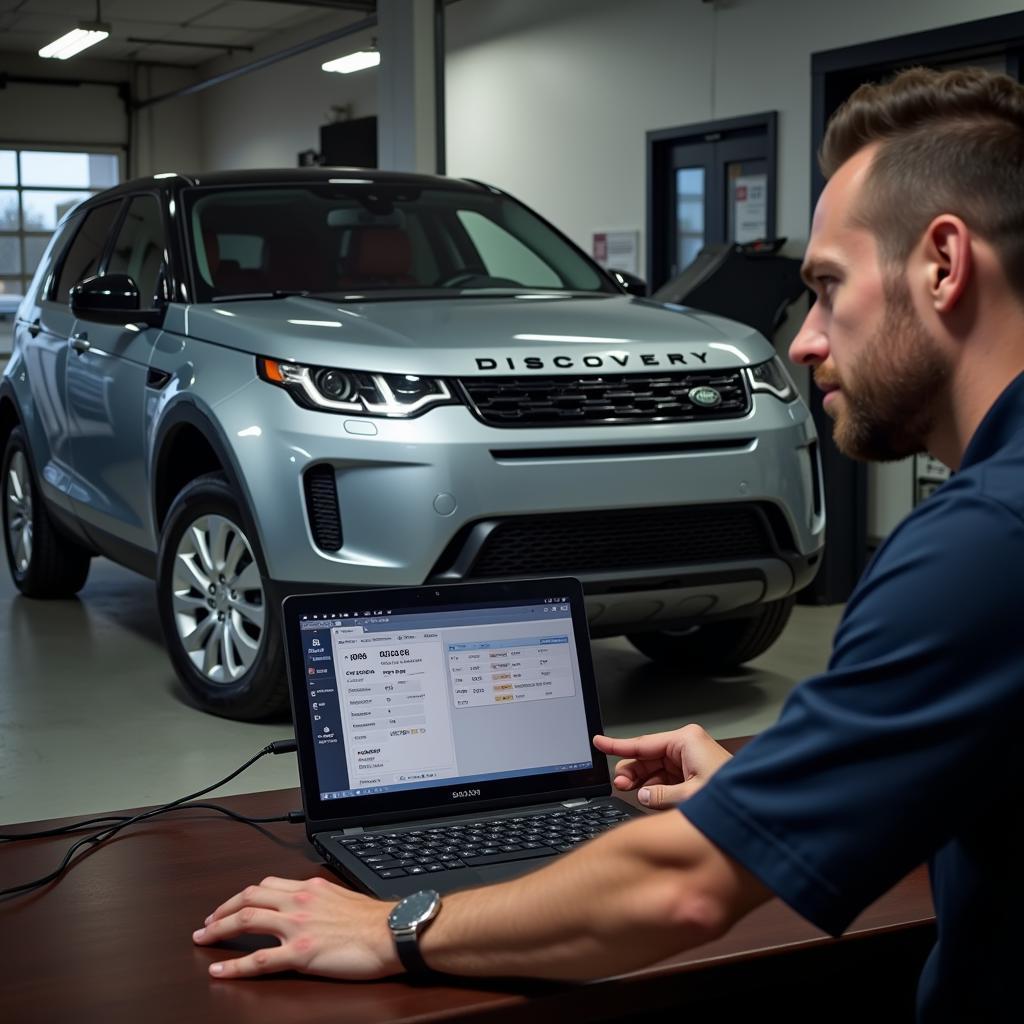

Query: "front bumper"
left=218, top=380, right=824, bottom=632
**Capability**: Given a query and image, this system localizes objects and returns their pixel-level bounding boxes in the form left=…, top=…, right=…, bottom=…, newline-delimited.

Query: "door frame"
left=646, top=111, right=777, bottom=291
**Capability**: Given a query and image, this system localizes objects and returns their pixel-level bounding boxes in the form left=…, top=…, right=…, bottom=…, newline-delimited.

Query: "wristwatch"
left=387, top=889, right=443, bottom=977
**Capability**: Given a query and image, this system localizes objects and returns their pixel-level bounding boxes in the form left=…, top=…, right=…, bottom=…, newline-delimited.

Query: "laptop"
left=282, top=576, right=644, bottom=898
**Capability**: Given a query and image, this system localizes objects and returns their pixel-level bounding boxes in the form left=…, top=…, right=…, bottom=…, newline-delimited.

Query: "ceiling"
left=0, top=0, right=376, bottom=68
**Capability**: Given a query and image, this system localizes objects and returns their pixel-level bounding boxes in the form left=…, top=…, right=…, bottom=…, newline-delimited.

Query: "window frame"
left=0, top=143, right=124, bottom=303
left=101, top=190, right=171, bottom=307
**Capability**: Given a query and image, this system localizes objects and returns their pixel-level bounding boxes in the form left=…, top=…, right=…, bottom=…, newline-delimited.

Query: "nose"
left=788, top=301, right=829, bottom=367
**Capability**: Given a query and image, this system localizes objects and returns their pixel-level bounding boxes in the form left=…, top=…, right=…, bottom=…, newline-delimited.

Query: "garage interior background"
left=2, top=0, right=1020, bottom=544
left=0, top=0, right=1019, bottom=822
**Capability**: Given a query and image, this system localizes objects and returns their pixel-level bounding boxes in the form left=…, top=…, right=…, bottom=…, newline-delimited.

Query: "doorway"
left=647, top=112, right=776, bottom=291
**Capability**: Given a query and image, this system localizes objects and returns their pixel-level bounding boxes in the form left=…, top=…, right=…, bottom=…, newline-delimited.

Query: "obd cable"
left=0, top=738, right=303, bottom=899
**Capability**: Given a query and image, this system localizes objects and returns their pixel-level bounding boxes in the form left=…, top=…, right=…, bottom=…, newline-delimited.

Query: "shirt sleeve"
left=681, top=486, right=1024, bottom=936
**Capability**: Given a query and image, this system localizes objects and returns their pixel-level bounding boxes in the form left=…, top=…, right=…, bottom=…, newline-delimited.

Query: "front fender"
left=150, top=396, right=270, bottom=572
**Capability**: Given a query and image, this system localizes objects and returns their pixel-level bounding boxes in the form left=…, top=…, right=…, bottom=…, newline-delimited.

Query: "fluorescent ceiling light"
left=39, top=24, right=110, bottom=60
left=322, top=50, right=380, bottom=74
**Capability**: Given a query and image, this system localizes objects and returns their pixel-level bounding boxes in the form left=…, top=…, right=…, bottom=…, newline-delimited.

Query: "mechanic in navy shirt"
left=195, top=66, right=1024, bottom=1019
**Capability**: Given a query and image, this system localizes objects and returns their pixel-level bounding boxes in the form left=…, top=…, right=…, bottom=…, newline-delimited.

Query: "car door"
left=66, top=193, right=167, bottom=554
left=19, top=200, right=123, bottom=520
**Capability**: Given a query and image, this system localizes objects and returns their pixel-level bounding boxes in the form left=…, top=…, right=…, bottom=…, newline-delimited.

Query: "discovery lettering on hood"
left=475, top=352, right=710, bottom=371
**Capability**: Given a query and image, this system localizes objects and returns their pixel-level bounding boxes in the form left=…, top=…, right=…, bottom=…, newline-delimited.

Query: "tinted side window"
left=106, top=195, right=167, bottom=306
left=53, top=200, right=121, bottom=303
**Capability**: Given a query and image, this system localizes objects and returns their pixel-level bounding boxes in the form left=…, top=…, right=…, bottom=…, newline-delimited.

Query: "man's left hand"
left=192, top=875, right=399, bottom=980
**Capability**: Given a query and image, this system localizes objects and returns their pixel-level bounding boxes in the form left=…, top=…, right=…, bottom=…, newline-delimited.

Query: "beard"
left=816, top=279, right=951, bottom=462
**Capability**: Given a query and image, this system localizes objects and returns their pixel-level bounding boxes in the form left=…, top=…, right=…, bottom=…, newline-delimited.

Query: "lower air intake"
left=465, top=504, right=775, bottom=577
left=303, top=464, right=342, bottom=552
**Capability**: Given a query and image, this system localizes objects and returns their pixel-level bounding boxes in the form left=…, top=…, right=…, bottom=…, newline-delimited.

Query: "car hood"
left=181, top=293, right=774, bottom=376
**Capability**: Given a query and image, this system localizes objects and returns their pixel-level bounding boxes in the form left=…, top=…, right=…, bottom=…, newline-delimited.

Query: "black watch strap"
left=394, top=928, right=436, bottom=977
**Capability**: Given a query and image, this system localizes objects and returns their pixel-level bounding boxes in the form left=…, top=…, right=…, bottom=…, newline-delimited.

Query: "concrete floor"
left=0, top=557, right=842, bottom=826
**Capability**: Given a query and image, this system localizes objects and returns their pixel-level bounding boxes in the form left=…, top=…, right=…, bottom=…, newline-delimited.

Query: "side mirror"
left=608, top=268, right=648, bottom=297
left=70, top=274, right=164, bottom=328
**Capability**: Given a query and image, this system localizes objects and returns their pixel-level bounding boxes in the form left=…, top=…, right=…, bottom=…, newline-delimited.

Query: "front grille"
left=303, top=465, right=342, bottom=552
left=463, top=505, right=774, bottom=578
left=457, top=370, right=750, bottom=427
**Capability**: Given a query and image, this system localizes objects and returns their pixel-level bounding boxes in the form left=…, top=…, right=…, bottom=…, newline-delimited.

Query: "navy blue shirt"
left=683, top=371, right=1024, bottom=1022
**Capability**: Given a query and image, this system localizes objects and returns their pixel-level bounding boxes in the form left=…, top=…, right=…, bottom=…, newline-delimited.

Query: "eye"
left=814, top=275, right=839, bottom=305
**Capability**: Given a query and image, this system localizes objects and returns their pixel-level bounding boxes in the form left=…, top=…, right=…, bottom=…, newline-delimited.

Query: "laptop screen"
left=283, top=579, right=612, bottom=825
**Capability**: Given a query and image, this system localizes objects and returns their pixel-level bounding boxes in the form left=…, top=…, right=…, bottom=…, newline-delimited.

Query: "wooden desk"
left=0, top=769, right=936, bottom=1023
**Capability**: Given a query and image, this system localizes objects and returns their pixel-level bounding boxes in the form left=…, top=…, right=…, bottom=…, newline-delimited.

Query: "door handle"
left=71, top=333, right=91, bottom=354
left=28, top=319, right=41, bottom=337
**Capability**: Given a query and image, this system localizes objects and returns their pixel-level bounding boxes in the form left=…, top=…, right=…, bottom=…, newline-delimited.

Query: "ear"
left=921, top=215, right=972, bottom=314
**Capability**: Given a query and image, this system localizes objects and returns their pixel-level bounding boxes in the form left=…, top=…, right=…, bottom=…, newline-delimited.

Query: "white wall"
left=445, top=0, right=1024, bottom=274
left=0, top=52, right=201, bottom=178
left=131, top=65, right=204, bottom=178
left=198, top=12, right=378, bottom=172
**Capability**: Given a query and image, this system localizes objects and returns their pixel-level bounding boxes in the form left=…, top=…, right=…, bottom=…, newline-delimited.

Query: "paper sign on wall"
left=732, top=175, right=767, bottom=243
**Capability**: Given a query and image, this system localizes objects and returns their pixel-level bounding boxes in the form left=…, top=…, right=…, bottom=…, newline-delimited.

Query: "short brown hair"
left=821, top=66, right=1024, bottom=302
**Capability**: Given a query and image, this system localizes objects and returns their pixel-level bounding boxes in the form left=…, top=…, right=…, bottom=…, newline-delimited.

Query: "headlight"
left=745, top=356, right=797, bottom=402
left=257, top=358, right=455, bottom=417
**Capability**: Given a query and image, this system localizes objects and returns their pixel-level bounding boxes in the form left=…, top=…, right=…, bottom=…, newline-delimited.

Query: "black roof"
left=92, top=167, right=491, bottom=200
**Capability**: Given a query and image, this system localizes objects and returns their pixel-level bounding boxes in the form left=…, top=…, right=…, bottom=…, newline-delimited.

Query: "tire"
left=627, top=596, right=796, bottom=672
left=156, top=473, right=287, bottom=720
left=2, top=425, right=91, bottom=597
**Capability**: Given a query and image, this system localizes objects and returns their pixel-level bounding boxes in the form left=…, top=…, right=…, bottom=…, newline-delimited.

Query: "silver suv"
left=0, top=169, right=824, bottom=719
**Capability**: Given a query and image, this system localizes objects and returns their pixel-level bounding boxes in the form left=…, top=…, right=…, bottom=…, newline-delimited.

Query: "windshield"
left=183, top=182, right=614, bottom=301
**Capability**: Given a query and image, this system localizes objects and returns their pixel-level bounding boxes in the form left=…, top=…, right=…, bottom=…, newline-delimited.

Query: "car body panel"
left=66, top=320, right=162, bottom=548
left=213, top=379, right=821, bottom=588
left=182, top=294, right=771, bottom=376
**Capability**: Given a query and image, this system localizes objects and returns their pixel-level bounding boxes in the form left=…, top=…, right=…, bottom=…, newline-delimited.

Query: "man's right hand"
left=593, top=724, right=732, bottom=809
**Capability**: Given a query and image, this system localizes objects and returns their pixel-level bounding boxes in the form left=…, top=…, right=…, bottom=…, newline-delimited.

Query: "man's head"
left=790, top=67, right=1024, bottom=463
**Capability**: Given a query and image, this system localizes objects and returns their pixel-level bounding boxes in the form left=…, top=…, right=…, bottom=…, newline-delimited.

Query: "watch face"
left=389, top=889, right=441, bottom=930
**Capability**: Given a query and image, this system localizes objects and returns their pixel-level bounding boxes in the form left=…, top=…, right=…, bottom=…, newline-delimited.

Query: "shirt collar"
left=959, top=369, right=1024, bottom=471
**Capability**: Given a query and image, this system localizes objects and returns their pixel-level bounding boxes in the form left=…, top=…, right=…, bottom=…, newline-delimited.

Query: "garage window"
left=0, top=147, right=120, bottom=307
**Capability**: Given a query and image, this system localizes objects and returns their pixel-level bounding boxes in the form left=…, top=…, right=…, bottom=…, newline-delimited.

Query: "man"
left=193, top=67, right=1024, bottom=1019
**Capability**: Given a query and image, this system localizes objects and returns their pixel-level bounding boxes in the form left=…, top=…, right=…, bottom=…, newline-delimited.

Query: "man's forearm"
left=416, top=810, right=769, bottom=981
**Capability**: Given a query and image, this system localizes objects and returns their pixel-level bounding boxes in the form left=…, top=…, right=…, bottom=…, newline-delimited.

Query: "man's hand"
left=192, top=875, right=399, bottom=980
left=593, top=724, right=731, bottom=809
left=191, top=812, right=769, bottom=983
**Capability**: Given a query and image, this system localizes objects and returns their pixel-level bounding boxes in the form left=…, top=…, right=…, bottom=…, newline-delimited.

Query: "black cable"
left=0, top=802, right=305, bottom=842
left=0, top=738, right=301, bottom=899
left=1, top=814, right=129, bottom=841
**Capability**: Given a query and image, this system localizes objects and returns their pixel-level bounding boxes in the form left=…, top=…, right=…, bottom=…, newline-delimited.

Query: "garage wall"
left=445, top=0, right=1024, bottom=275
left=198, top=12, right=378, bottom=172
left=0, top=52, right=201, bottom=177
left=131, top=65, right=204, bottom=178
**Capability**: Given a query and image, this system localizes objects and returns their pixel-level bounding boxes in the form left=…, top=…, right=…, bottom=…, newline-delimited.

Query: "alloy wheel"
left=170, top=513, right=265, bottom=684
left=5, top=450, right=33, bottom=575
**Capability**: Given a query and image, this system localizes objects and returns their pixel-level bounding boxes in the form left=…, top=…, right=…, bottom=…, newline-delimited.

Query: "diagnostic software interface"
left=297, top=595, right=595, bottom=800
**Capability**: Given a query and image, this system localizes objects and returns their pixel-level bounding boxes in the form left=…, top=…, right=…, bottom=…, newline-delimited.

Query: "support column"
left=377, top=0, right=438, bottom=174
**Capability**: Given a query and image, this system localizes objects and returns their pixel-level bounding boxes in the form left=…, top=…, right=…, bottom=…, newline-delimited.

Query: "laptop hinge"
left=340, top=827, right=364, bottom=835
left=561, top=798, right=589, bottom=808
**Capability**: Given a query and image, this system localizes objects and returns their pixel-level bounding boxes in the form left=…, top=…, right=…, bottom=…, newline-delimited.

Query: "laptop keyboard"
left=337, top=804, right=632, bottom=879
